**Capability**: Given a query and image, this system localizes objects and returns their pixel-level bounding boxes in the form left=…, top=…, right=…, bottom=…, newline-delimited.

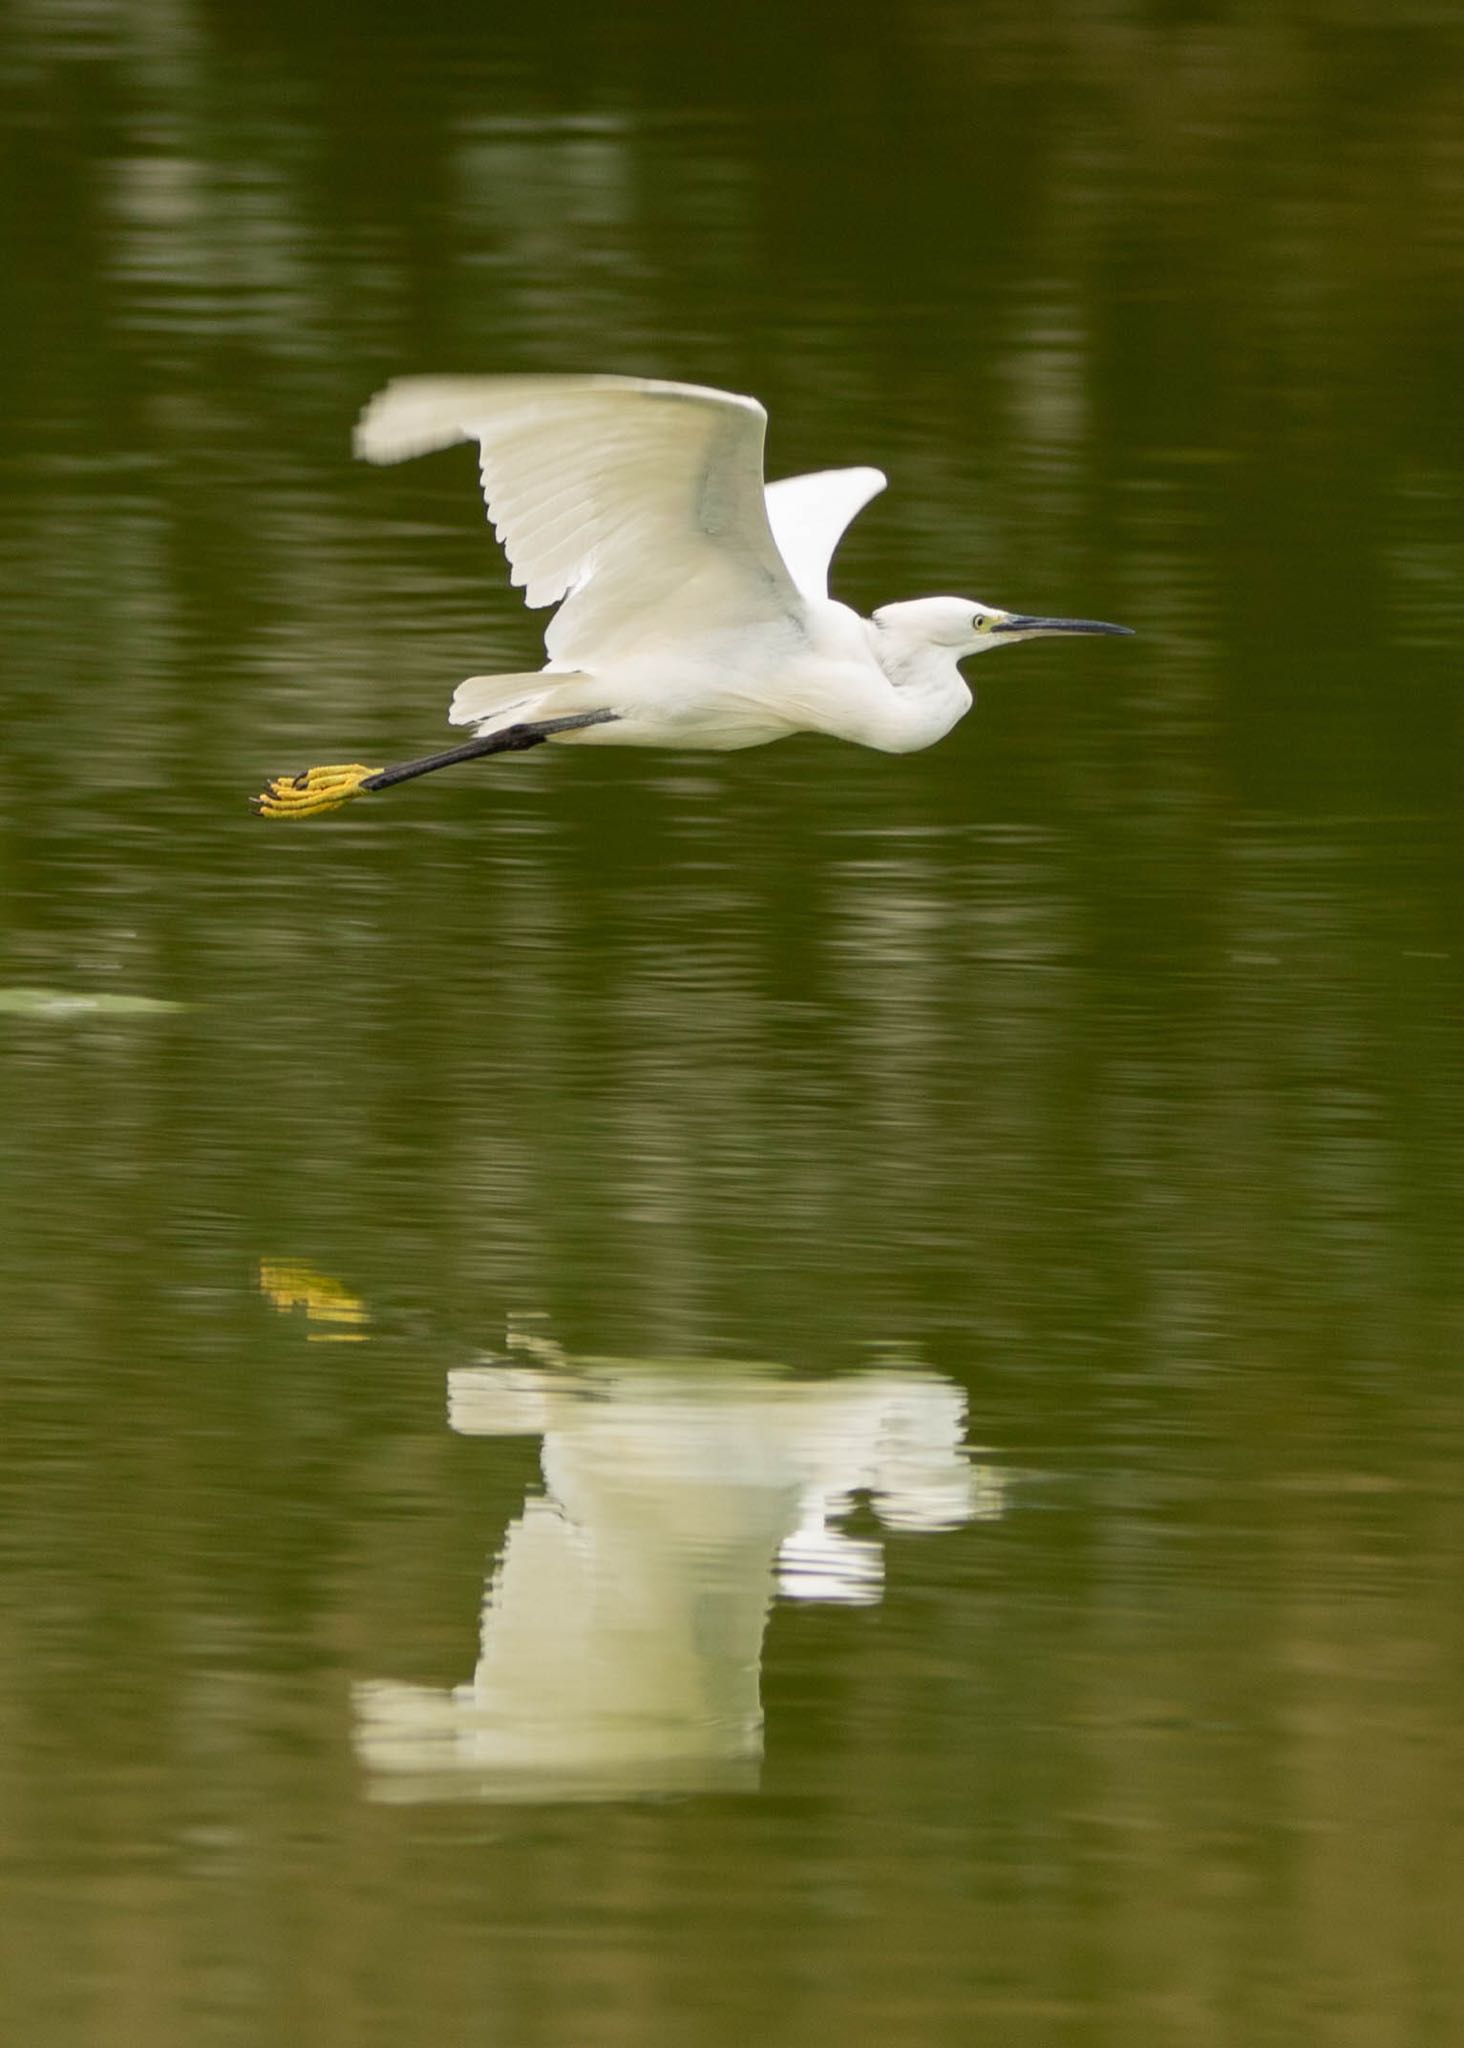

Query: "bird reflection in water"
left=356, top=1320, right=1001, bottom=1803
left=257, top=1259, right=370, bottom=1341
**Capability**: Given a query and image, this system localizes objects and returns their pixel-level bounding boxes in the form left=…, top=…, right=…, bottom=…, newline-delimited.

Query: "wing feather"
left=764, top=466, right=887, bottom=603
left=355, top=374, right=806, bottom=664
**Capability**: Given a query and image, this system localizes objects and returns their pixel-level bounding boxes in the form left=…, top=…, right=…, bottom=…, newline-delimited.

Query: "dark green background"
left=2, top=3, right=1462, bottom=2043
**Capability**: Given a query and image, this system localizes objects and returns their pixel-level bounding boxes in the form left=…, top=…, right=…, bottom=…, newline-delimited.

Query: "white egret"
left=253, top=375, right=1131, bottom=819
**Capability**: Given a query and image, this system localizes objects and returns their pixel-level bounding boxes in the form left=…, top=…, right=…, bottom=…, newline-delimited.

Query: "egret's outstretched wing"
left=354, top=375, right=805, bottom=664
left=764, top=466, right=887, bottom=603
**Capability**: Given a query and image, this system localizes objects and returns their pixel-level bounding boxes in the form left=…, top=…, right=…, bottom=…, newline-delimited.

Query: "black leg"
left=358, top=709, right=620, bottom=792
left=252, top=708, right=620, bottom=818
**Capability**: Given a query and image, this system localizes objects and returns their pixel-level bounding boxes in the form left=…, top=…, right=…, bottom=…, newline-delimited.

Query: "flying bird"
left=252, top=376, right=1131, bottom=819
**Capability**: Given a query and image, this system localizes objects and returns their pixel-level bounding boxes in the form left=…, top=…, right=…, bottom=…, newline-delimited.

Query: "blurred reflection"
left=257, top=1259, right=370, bottom=1340
left=356, top=1322, right=999, bottom=1802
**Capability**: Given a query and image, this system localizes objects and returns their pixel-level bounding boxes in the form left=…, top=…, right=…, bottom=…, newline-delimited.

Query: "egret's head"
left=874, top=596, right=1133, bottom=658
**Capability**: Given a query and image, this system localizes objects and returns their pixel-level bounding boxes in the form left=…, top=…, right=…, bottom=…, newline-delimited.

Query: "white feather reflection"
left=356, top=1337, right=1001, bottom=1803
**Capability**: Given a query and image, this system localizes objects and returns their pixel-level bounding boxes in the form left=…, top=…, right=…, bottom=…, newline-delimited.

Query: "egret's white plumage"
left=763, top=464, right=888, bottom=603
left=353, top=374, right=1130, bottom=756
left=254, top=375, right=1130, bottom=818
left=355, top=375, right=794, bottom=665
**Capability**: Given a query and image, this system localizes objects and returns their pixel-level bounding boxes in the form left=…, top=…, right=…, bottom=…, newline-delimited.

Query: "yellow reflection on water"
left=257, top=1259, right=370, bottom=1341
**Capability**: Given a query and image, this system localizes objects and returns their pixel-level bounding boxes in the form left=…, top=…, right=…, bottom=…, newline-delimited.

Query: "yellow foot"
left=250, top=762, right=381, bottom=820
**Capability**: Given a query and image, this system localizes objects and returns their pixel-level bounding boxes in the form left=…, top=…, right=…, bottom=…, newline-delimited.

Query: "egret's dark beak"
left=993, top=615, right=1133, bottom=636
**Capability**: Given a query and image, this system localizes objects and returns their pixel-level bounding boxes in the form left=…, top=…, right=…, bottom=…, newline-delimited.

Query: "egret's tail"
left=448, top=669, right=593, bottom=735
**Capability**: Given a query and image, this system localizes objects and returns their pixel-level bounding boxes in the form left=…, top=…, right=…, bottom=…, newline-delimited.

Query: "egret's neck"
left=875, top=635, right=960, bottom=688
left=868, top=625, right=973, bottom=751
